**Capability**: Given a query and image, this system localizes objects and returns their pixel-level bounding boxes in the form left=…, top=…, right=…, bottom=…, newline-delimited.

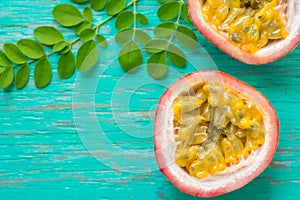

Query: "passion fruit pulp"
left=188, top=0, right=300, bottom=64
left=154, top=71, right=279, bottom=197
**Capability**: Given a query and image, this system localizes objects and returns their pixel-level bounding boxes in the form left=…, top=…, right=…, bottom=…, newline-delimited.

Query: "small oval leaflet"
left=83, top=7, right=93, bottom=21
left=34, top=57, right=52, bottom=88
left=158, top=2, right=180, bottom=21
left=52, top=4, right=84, bottom=27
left=136, top=13, right=148, bottom=25
left=0, top=50, right=11, bottom=67
left=54, top=41, right=68, bottom=52
left=4, top=43, right=26, bottom=65
left=91, top=0, right=107, bottom=11
left=0, top=66, right=14, bottom=89
left=79, top=28, right=96, bottom=41
left=168, top=44, right=186, bottom=67
left=76, top=40, right=99, bottom=72
left=71, top=0, right=88, bottom=3
left=145, top=39, right=169, bottom=54
left=176, top=25, right=198, bottom=50
left=115, top=10, right=134, bottom=30
left=75, top=21, right=92, bottom=35
left=15, top=64, right=29, bottom=89
left=118, top=40, right=142, bottom=72
left=181, top=3, right=192, bottom=24
left=96, top=34, right=108, bottom=47
left=115, top=28, right=134, bottom=44
left=34, top=26, right=64, bottom=45
left=135, top=29, right=151, bottom=46
left=154, top=22, right=176, bottom=37
left=147, top=51, right=168, bottom=79
left=58, top=51, right=75, bottom=79
left=105, top=0, right=126, bottom=16
left=17, top=39, right=45, bottom=60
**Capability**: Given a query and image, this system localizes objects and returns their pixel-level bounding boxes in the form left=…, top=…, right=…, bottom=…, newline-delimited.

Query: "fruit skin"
left=154, top=70, right=279, bottom=197
left=187, top=0, right=300, bottom=65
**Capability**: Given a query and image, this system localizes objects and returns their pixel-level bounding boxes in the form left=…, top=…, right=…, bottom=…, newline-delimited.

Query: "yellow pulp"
left=202, top=0, right=288, bottom=53
left=173, top=82, right=265, bottom=179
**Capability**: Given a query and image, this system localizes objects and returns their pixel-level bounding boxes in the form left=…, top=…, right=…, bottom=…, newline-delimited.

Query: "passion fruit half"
left=188, top=0, right=300, bottom=64
left=154, top=70, right=279, bottom=197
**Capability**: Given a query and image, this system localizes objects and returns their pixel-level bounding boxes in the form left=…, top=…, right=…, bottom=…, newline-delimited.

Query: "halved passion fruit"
left=154, top=70, right=279, bottom=197
left=188, top=0, right=300, bottom=64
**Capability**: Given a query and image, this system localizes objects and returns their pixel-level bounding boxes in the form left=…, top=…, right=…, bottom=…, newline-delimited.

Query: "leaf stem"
left=132, top=0, right=138, bottom=40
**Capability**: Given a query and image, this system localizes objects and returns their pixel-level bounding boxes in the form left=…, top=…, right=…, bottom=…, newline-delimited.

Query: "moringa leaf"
left=71, top=0, right=88, bottom=3
left=0, top=66, right=14, bottom=89
left=61, top=46, right=71, bottom=54
left=17, top=39, right=45, bottom=59
left=76, top=40, right=99, bottom=72
left=34, top=26, right=64, bottom=45
left=0, top=66, right=5, bottom=74
left=79, top=28, right=96, bottom=41
left=83, top=7, right=93, bottom=21
left=0, top=50, right=11, bottom=67
left=135, top=29, right=151, bottom=46
left=34, top=57, right=52, bottom=88
left=147, top=51, right=167, bottom=79
left=176, top=25, right=198, bottom=49
left=53, top=41, right=68, bottom=52
left=91, top=0, right=107, bottom=11
left=118, top=40, right=142, bottom=72
left=4, top=43, right=26, bottom=64
left=154, top=22, right=176, bottom=37
left=96, top=34, right=107, bottom=47
left=52, top=4, right=84, bottom=27
left=15, top=64, right=29, bottom=89
left=181, top=3, right=192, bottom=24
left=75, top=21, right=92, bottom=35
left=105, top=0, right=126, bottom=16
left=115, top=10, right=134, bottom=30
left=136, top=13, right=148, bottom=25
left=157, top=2, right=180, bottom=21
left=145, top=39, right=169, bottom=54
left=115, top=28, right=133, bottom=44
left=58, top=51, right=75, bottom=79
left=168, top=44, right=186, bottom=67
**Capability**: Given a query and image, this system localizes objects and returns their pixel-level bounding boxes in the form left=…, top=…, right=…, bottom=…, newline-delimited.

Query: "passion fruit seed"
left=173, top=82, right=265, bottom=178
left=202, top=0, right=288, bottom=53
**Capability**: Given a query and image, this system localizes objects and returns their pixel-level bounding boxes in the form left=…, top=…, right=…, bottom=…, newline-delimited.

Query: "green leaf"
left=54, top=41, right=68, bottom=52
left=58, top=51, right=75, bottom=79
left=76, top=40, right=99, bottom=72
left=0, top=50, right=11, bottom=67
left=52, top=4, right=84, bottom=27
left=4, top=43, right=26, bottom=64
left=176, top=25, right=198, bottom=49
left=71, top=0, right=88, bottom=3
left=145, top=39, right=169, bottom=54
left=0, top=66, right=6, bottom=74
left=154, top=22, right=176, bottom=37
left=75, top=21, right=92, bottom=35
left=136, top=13, right=148, bottom=25
left=17, top=39, right=45, bottom=60
left=168, top=44, right=186, bottom=67
left=83, top=7, right=93, bottom=21
left=79, top=28, right=96, bottom=41
left=158, top=2, right=180, bottom=21
left=34, top=26, right=64, bottom=45
left=61, top=46, right=71, bottom=54
left=96, top=34, right=107, bottom=47
left=147, top=51, right=167, bottom=79
left=118, top=40, right=142, bottom=72
left=34, top=57, right=52, bottom=88
left=115, top=11, right=134, bottom=30
left=0, top=66, right=14, bottom=89
left=181, top=3, right=192, bottom=24
left=135, top=29, right=151, bottom=46
left=115, top=28, right=133, bottom=44
left=91, top=0, right=107, bottom=11
left=15, top=64, right=29, bottom=89
left=105, top=0, right=126, bottom=16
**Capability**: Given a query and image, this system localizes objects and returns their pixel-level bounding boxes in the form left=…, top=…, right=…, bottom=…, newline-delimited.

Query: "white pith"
left=154, top=71, right=278, bottom=197
left=188, top=0, right=300, bottom=64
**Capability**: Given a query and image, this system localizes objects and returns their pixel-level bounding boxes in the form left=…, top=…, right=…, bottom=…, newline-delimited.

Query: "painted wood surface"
left=0, top=0, right=299, bottom=199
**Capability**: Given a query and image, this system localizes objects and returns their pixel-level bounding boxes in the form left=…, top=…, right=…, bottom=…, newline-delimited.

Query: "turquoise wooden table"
left=1, top=0, right=299, bottom=199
